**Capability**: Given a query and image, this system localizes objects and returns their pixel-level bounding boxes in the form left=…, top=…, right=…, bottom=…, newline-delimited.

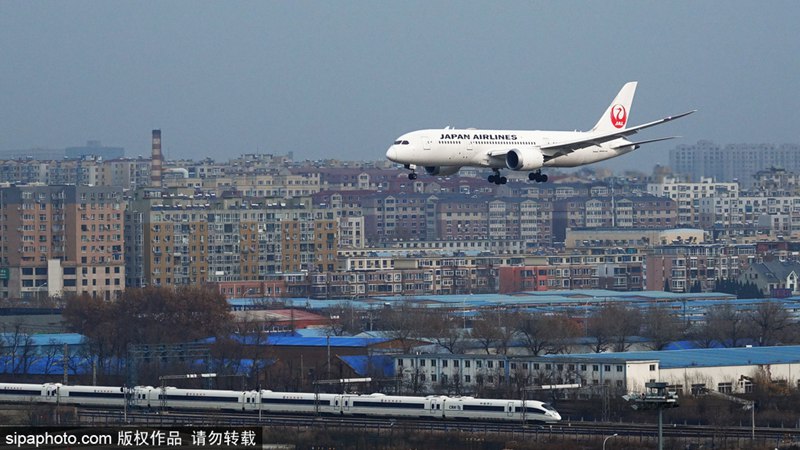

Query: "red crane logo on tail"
left=610, top=104, right=627, bottom=129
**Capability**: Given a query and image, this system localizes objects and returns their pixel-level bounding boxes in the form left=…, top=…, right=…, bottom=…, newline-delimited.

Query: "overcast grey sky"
left=1, top=1, right=798, bottom=171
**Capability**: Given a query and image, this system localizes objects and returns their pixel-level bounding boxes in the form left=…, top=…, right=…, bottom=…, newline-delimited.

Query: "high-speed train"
left=0, top=382, right=561, bottom=423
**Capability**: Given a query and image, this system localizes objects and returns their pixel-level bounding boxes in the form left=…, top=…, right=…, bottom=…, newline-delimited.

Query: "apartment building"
left=498, top=250, right=645, bottom=293
left=552, top=195, right=677, bottom=242
left=125, top=187, right=339, bottom=288
left=0, top=184, right=125, bottom=300
left=670, top=140, right=800, bottom=188
left=647, top=177, right=738, bottom=227
left=363, top=193, right=430, bottom=243
left=645, top=243, right=757, bottom=293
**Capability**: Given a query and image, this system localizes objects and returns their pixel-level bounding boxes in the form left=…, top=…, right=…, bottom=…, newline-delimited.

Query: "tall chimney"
left=151, top=129, right=162, bottom=188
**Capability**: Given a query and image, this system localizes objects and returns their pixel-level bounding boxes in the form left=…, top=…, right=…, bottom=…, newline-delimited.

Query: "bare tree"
left=323, top=303, right=363, bottom=336
left=748, top=301, right=794, bottom=346
left=2, top=322, right=35, bottom=375
left=585, top=308, right=614, bottom=353
left=468, top=309, right=520, bottom=355
left=586, top=304, right=641, bottom=352
left=376, top=302, right=428, bottom=352
left=63, top=285, right=234, bottom=373
left=641, top=305, right=685, bottom=350
left=687, top=321, right=718, bottom=349
left=705, top=304, right=749, bottom=348
left=424, top=309, right=465, bottom=354
left=515, top=311, right=578, bottom=355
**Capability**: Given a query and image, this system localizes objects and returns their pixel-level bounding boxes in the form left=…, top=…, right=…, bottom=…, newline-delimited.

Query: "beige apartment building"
left=0, top=184, right=125, bottom=300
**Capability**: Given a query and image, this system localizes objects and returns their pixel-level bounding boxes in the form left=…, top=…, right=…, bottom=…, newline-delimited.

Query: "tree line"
left=325, top=299, right=800, bottom=355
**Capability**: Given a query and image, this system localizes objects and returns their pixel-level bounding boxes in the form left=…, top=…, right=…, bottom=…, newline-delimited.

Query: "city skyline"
left=2, top=1, right=799, bottom=172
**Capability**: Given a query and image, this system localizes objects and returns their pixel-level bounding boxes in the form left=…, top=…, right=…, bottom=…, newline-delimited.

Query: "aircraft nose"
left=386, top=146, right=398, bottom=162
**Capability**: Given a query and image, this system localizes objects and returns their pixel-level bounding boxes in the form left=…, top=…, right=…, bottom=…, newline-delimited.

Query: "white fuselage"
left=386, top=128, right=636, bottom=170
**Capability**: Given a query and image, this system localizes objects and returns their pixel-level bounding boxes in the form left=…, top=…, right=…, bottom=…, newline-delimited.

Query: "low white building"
left=395, top=345, right=800, bottom=397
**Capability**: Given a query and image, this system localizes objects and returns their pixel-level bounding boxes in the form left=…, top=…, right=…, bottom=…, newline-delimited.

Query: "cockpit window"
left=401, top=140, right=409, bottom=145
left=394, top=140, right=401, bottom=145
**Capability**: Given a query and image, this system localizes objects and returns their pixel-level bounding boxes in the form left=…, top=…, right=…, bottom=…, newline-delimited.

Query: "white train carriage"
left=256, top=390, right=339, bottom=415
left=136, top=386, right=247, bottom=411
left=340, top=393, right=446, bottom=419
left=441, top=397, right=560, bottom=423
left=55, top=384, right=128, bottom=407
left=0, top=382, right=52, bottom=404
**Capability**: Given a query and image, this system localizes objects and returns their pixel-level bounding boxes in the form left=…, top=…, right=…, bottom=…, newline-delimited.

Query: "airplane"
left=385, top=82, right=695, bottom=184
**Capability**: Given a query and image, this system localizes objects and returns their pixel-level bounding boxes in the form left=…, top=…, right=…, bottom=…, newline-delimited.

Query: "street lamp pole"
left=602, top=433, right=618, bottom=450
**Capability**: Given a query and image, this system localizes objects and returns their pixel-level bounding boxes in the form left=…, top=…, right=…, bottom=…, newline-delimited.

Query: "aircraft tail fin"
left=592, top=81, right=638, bottom=132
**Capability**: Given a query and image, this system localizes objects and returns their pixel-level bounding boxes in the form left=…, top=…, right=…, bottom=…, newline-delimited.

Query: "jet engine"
left=505, top=148, right=544, bottom=171
left=424, top=166, right=460, bottom=176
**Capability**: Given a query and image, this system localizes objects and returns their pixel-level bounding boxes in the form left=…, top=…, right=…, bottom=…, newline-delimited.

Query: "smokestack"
left=151, top=129, right=162, bottom=188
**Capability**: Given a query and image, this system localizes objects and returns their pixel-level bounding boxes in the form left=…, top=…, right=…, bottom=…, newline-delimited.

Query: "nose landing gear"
left=405, top=164, right=418, bottom=180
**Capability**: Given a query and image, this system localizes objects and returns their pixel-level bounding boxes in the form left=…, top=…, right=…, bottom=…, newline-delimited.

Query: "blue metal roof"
left=266, top=336, right=390, bottom=347
left=545, top=345, right=800, bottom=369
left=339, top=355, right=395, bottom=378
left=203, top=335, right=389, bottom=347
left=0, top=333, right=86, bottom=347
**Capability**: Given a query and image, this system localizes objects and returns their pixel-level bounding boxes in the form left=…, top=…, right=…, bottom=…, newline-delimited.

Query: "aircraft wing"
left=487, top=148, right=514, bottom=157
left=540, top=110, right=695, bottom=157
left=610, top=136, right=680, bottom=149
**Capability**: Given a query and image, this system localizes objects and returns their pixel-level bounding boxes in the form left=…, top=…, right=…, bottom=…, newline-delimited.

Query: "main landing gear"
left=488, top=169, right=507, bottom=185
left=529, top=170, right=548, bottom=183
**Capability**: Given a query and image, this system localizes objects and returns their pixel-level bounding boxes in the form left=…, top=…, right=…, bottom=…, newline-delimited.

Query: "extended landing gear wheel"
left=528, top=172, right=548, bottom=183
left=489, top=174, right=507, bottom=185
left=408, top=172, right=417, bottom=180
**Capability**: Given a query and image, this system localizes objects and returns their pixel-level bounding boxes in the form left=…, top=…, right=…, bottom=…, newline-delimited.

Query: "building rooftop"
left=546, top=345, right=800, bottom=369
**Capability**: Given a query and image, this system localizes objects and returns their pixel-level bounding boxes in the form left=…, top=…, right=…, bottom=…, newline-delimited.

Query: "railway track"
left=75, top=407, right=800, bottom=443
